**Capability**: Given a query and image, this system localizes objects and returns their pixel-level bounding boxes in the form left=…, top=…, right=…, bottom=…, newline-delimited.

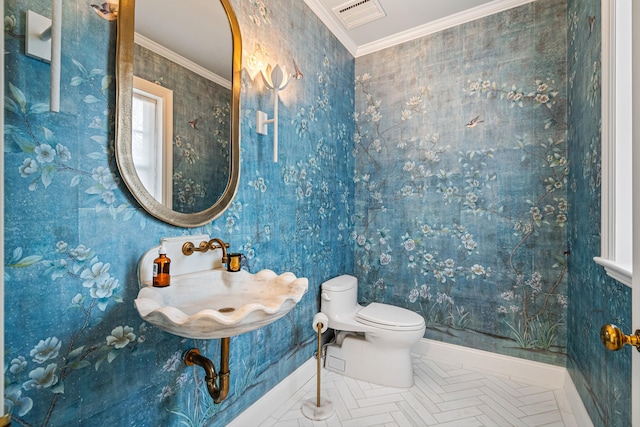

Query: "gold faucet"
left=182, top=238, right=230, bottom=264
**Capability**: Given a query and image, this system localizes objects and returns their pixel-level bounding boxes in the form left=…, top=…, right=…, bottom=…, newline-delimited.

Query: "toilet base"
left=324, top=332, right=415, bottom=388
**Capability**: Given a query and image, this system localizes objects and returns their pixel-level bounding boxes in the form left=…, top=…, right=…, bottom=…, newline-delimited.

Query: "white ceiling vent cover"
left=332, top=0, right=386, bottom=30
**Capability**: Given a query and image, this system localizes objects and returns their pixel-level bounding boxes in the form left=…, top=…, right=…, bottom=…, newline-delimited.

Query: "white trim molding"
left=355, top=0, right=535, bottom=57
left=227, top=358, right=316, bottom=427
left=302, top=0, right=536, bottom=57
left=593, top=256, right=632, bottom=287
left=134, top=33, right=231, bottom=89
left=596, top=0, right=633, bottom=288
left=132, top=76, right=174, bottom=208
left=413, top=340, right=591, bottom=426
left=230, top=339, right=592, bottom=426
left=301, top=0, right=358, bottom=56
left=600, top=0, right=616, bottom=265
left=412, top=339, right=566, bottom=387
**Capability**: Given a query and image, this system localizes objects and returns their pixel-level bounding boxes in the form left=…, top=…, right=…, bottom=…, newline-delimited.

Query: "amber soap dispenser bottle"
left=152, top=243, right=171, bottom=287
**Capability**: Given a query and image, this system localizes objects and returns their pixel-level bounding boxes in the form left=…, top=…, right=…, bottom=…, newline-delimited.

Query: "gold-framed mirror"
left=115, top=0, right=241, bottom=227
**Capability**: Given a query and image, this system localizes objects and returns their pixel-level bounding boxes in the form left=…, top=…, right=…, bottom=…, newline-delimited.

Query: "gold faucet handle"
left=182, top=240, right=230, bottom=256
left=182, top=241, right=198, bottom=255
left=600, top=324, right=640, bottom=352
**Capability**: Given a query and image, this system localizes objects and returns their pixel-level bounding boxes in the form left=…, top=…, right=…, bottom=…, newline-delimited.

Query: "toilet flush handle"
left=321, top=292, right=331, bottom=301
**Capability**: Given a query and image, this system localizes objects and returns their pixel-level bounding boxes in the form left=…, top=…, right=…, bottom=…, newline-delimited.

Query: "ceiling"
left=134, top=0, right=233, bottom=83
left=132, top=0, right=534, bottom=86
left=303, top=0, right=534, bottom=57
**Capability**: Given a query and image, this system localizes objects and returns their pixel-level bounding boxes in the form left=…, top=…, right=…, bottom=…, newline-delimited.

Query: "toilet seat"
left=356, top=303, right=425, bottom=331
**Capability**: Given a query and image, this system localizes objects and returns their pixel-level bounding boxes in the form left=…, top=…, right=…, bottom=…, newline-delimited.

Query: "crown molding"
left=356, top=0, right=535, bottom=56
left=302, top=0, right=359, bottom=56
left=303, top=0, right=535, bottom=58
left=134, top=33, right=231, bottom=89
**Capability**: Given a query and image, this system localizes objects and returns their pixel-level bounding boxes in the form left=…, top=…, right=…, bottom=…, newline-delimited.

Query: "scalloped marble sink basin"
left=135, top=268, right=308, bottom=339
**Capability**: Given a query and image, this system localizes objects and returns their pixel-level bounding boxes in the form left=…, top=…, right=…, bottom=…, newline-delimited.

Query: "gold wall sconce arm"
left=600, top=324, right=640, bottom=352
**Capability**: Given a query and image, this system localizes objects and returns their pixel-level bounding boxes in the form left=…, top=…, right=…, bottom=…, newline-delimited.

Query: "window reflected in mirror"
left=132, top=76, right=173, bottom=208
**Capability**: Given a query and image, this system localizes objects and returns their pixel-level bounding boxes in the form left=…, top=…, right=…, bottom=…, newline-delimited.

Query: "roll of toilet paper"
left=312, top=313, right=329, bottom=333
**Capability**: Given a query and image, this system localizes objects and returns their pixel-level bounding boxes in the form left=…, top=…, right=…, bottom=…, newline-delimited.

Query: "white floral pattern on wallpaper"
left=354, top=0, right=569, bottom=364
left=4, top=241, right=145, bottom=424
left=5, top=60, right=135, bottom=220
left=355, top=73, right=568, bottom=351
left=4, top=0, right=355, bottom=425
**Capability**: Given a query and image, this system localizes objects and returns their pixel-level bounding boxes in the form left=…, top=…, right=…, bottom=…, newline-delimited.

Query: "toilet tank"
left=321, top=275, right=360, bottom=318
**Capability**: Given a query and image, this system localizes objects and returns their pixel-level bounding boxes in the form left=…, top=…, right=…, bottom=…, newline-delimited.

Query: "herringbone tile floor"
left=259, top=354, right=578, bottom=427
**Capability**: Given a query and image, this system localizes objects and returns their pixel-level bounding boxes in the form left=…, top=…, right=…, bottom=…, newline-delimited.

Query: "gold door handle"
left=0, top=414, right=11, bottom=427
left=600, top=324, right=640, bottom=351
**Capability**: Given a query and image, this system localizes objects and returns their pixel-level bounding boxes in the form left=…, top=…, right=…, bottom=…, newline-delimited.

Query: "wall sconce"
left=25, top=0, right=62, bottom=112
left=256, top=64, right=291, bottom=163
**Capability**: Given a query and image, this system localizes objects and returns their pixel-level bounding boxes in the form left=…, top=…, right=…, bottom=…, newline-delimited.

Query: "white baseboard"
left=412, top=338, right=566, bottom=387
left=412, top=339, right=592, bottom=427
left=227, top=358, right=316, bottom=427
left=229, top=338, right=593, bottom=427
left=562, top=369, right=594, bottom=427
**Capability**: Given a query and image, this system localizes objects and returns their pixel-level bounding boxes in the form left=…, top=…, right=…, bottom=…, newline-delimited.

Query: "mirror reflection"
left=115, top=0, right=241, bottom=227
left=132, top=0, right=233, bottom=214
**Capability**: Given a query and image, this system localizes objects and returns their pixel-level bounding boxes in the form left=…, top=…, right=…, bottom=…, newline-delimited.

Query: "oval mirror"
left=116, top=0, right=241, bottom=227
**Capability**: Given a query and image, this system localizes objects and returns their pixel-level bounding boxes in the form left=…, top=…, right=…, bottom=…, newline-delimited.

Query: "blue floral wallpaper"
left=566, top=0, right=632, bottom=425
left=134, top=44, right=231, bottom=213
left=3, top=0, right=632, bottom=425
left=354, top=0, right=569, bottom=366
left=4, top=0, right=354, bottom=425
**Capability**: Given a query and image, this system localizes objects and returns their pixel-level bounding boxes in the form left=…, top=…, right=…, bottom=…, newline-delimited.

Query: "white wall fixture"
left=256, top=64, right=291, bottom=163
left=25, top=0, right=62, bottom=112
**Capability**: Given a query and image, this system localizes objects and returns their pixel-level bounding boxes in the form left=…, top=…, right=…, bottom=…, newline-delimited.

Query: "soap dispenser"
left=152, top=243, right=171, bottom=287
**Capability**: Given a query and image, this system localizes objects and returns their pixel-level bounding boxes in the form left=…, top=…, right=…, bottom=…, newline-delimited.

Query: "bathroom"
left=2, top=0, right=633, bottom=425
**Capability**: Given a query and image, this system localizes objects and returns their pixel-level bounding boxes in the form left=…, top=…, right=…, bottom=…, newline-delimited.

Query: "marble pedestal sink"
left=134, top=235, right=308, bottom=339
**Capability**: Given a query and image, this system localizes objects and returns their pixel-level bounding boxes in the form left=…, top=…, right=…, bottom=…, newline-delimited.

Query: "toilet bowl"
left=320, top=275, right=426, bottom=388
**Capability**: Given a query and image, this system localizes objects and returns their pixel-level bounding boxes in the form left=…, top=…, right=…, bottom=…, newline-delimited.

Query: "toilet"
left=320, top=275, right=426, bottom=388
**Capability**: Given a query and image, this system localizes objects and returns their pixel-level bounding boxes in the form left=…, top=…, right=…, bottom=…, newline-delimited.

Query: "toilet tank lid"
left=322, top=274, right=357, bottom=291
left=356, top=302, right=425, bottom=329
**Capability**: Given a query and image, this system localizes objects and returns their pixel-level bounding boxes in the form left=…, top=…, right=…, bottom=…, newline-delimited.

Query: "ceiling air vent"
left=332, top=0, right=386, bottom=30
